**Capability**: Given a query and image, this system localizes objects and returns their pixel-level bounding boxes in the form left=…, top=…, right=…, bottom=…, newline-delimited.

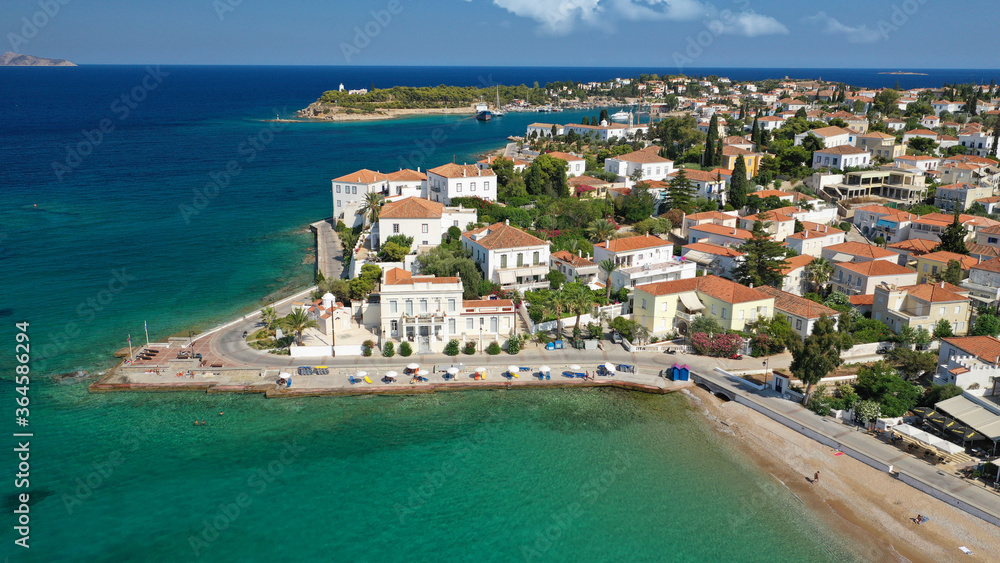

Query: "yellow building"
left=633, top=275, right=775, bottom=336
left=872, top=282, right=972, bottom=336
left=721, top=147, right=761, bottom=178
left=913, top=251, right=979, bottom=284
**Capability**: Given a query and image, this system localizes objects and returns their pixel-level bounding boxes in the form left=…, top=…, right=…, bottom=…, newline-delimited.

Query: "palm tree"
left=599, top=259, right=619, bottom=300
left=805, top=257, right=833, bottom=294
left=260, top=306, right=278, bottom=331
left=547, top=291, right=571, bottom=338
left=359, top=191, right=385, bottom=226
left=564, top=283, right=595, bottom=332
left=587, top=218, right=617, bottom=243
left=279, top=308, right=318, bottom=345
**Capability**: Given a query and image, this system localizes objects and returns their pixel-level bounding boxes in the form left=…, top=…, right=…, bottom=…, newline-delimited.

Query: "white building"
left=936, top=336, right=1000, bottom=398
left=794, top=126, right=855, bottom=148
left=376, top=268, right=516, bottom=354
left=385, top=168, right=427, bottom=199
left=667, top=168, right=727, bottom=205
left=550, top=250, right=599, bottom=285
left=426, top=163, right=497, bottom=205
left=894, top=155, right=940, bottom=173
left=959, top=129, right=996, bottom=158
left=462, top=221, right=550, bottom=290
left=593, top=234, right=693, bottom=291
left=526, top=123, right=563, bottom=137
left=545, top=151, right=587, bottom=177
left=604, top=146, right=674, bottom=184
left=812, top=145, right=871, bottom=170
left=332, top=169, right=388, bottom=226
left=377, top=197, right=477, bottom=249
left=785, top=223, right=846, bottom=257
left=961, top=257, right=1000, bottom=308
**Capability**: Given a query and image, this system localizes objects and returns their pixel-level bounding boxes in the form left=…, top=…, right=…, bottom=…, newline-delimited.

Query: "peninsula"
left=0, top=51, right=75, bottom=66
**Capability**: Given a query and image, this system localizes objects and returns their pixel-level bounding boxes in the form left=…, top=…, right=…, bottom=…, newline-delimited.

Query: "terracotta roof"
left=859, top=132, right=896, bottom=140
left=478, top=156, right=528, bottom=167
left=904, top=129, right=938, bottom=136
left=462, top=299, right=514, bottom=311
left=899, top=282, right=969, bottom=303
left=383, top=268, right=459, bottom=285
left=917, top=251, right=979, bottom=269
left=594, top=234, right=672, bottom=253
left=936, top=183, right=980, bottom=191
left=941, top=336, right=1000, bottom=364
left=757, top=286, right=837, bottom=319
left=780, top=254, right=814, bottom=274
left=895, top=155, right=938, bottom=162
left=816, top=145, right=869, bottom=155
left=385, top=169, right=427, bottom=182
left=836, top=260, right=915, bottom=277
left=888, top=238, right=938, bottom=254
left=568, top=175, right=609, bottom=186
left=333, top=168, right=387, bottom=183
left=855, top=204, right=898, bottom=215
left=689, top=223, right=754, bottom=239
left=636, top=275, right=772, bottom=304
left=669, top=168, right=725, bottom=183
left=786, top=225, right=841, bottom=240
left=462, top=222, right=547, bottom=250
left=807, top=126, right=852, bottom=138
left=824, top=241, right=896, bottom=260
left=545, top=151, right=584, bottom=162
left=428, top=163, right=496, bottom=179
left=972, top=257, right=1000, bottom=273
left=379, top=197, right=443, bottom=219
left=850, top=294, right=875, bottom=306
left=752, top=189, right=794, bottom=199
left=945, top=154, right=996, bottom=166
left=686, top=211, right=733, bottom=222
left=968, top=244, right=1000, bottom=260
left=742, top=211, right=794, bottom=223
left=551, top=250, right=595, bottom=267
left=682, top=242, right=743, bottom=258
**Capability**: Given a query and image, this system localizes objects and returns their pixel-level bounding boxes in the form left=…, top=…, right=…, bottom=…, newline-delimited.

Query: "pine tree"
left=665, top=168, right=696, bottom=212
left=791, top=315, right=851, bottom=405
left=733, top=221, right=789, bottom=288
left=728, top=156, right=750, bottom=210
left=992, top=122, right=1000, bottom=158
left=750, top=116, right=760, bottom=146
left=703, top=114, right=719, bottom=167
left=936, top=207, right=969, bottom=255
left=714, top=138, right=723, bottom=167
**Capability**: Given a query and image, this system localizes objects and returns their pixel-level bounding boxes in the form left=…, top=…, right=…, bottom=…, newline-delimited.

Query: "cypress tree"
left=728, top=155, right=750, bottom=210
left=936, top=207, right=969, bottom=255
left=715, top=137, right=723, bottom=167
left=703, top=114, right=719, bottom=167
left=750, top=116, right=760, bottom=146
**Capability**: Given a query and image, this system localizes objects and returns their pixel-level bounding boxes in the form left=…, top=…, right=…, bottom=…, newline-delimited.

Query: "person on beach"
left=916, top=514, right=924, bottom=525
left=813, top=471, right=820, bottom=484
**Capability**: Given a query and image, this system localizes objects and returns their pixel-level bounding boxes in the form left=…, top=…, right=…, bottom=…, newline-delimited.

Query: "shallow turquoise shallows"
left=16, top=384, right=860, bottom=562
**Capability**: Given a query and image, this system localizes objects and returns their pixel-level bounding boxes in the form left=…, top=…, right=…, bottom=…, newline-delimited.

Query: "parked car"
left=610, top=332, right=622, bottom=344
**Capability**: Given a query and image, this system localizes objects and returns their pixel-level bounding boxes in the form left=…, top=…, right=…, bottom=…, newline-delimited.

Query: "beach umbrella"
left=927, top=412, right=947, bottom=425
left=417, top=369, right=429, bottom=377
left=604, top=362, right=615, bottom=371
left=893, top=424, right=920, bottom=437
left=476, top=367, right=486, bottom=373
left=911, top=407, right=935, bottom=417
left=539, top=366, right=551, bottom=373
left=447, top=367, right=459, bottom=375
left=508, top=365, right=519, bottom=374
left=570, top=365, right=582, bottom=371
left=406, top=363, right=420, bottom=370
left=385, top=371, right=397, bottom=379
left=357, top=371, right=367, bottom=377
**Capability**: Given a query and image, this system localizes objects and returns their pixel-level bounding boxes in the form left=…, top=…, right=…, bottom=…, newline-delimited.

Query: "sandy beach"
left=688, top=387, right=1000, bottom=563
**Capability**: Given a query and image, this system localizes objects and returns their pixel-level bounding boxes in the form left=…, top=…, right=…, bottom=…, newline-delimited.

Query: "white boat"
left=610, top=109, right=631, bottom=122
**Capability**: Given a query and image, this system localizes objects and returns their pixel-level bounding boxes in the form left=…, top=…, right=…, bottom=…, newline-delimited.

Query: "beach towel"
left=959, top=546, right=972, bottom=555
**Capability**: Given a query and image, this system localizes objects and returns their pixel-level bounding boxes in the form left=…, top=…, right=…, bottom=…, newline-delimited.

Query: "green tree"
left=416, top=245, right=483, bottom=300
left=733, top=221, right=789, bottom=288
left=805, top=257, right=833, bottom=294
left=703, top=114, right=719, bottom=167
left=935, top=207, right=969, bottom=255
left=399, top=341, right=412, bottom=357
left=378, top=241, right=409, bottom=262
left=279, top=308, right=318, bottom=345
left=689, top=314, right=725, bottom=336
left=971, top=313, right=1000, bottom=337
left=382, top=341, right=395, bottom=357
left=506, top=334, right=521, bottom=355
left=933, top=318, right=954, bottom=338
left=524, top=154, right=569, bottom=198
left=260, top=306, right=278, bottom=331
left=728, top=156, right=750, bottom=210
left=490, top=156, right=516, bottom=188
left=486, top=341, right=502, bottom=355
left=873, top=89, right=901, bottom=115
left=790, top=315, right=851, bottom=405
left=942, top=260, right=964, bottom=285
left=587, top=218, right=618, bottom=242
left=618, top=183, right=655, bottom=223
left=886, top=347, right=938, bottom=382
left=359, top=191, right=385, bottom=225
left=921, top=383, right=963, bottom=407
left=855, top=362, right=921, bottom=417
left=599, top=108, right=610, bottom=123
left=548, top=268, right=565, bottom=290
left=664, top=168, right=696, bottom=212
left=444, top=339, right=460, bottom=356
left=599, top=259, right=618, bottom=300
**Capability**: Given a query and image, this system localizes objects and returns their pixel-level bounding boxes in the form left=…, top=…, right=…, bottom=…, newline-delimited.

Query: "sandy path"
left=686, top=387, right=1000, bottom=563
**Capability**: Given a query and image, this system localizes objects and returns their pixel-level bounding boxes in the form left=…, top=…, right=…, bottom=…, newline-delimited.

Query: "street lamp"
left=762, top=359, right=769, bottom=387
left=189, top=331, right=195, bottom=348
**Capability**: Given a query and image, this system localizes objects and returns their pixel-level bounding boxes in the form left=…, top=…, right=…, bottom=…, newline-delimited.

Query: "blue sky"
left=4, top=0, right=998, bottom=67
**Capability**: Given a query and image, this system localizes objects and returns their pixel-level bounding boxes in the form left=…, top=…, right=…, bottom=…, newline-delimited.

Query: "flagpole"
left=144, top=320, right=150, bottom=348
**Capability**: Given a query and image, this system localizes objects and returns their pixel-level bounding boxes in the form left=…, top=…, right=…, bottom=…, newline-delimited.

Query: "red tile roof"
left=636, top=275, right=772, bottom=304
left=756, top=286, right=838, bottom=319
left=379, top=197, right=443, bottom=219
left=899, top=282, right=969, bottom=303
left=917, top=251, right=978, bottom=269
left=941, top=336, right=1000, bottom=364
left=836, top=260, right=915, bottom=277
left=683, top=242, right=744, bottom=258
left=462, top=222, right=547, bottom=250
left=780, top=254, right=814, bottom=274
left=689, top=223, right=754, bottom=239
left=333, top=169, right=387, bottom=183
left=594, top=234, right=672, bottom=253
left=824, top=241, right=896, bottom=260
left=428, top=163, right=496, bottom=179
left=551, top=250, right=595, bottom=267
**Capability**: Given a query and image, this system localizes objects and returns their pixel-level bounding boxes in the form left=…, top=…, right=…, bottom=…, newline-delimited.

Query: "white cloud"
left=489, top=0, right=786, bottom=37
left=804, top=11, right=882, bottom=44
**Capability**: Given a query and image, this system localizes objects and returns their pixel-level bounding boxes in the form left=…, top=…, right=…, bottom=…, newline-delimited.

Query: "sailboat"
left=492, top=87, right=504, bottom=117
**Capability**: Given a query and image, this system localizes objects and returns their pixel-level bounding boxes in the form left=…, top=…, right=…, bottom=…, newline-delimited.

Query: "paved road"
left=311, top=218, right=344, bottom=280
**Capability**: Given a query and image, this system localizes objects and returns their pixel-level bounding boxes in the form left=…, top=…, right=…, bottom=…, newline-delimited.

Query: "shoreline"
left=691, top=386, right=1000, bottom=562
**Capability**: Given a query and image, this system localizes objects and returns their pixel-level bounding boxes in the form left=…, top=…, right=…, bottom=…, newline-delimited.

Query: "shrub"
left=750, top=333, right=785, bottom=357
left=399, top=341, right=412, bottom=357
left=586, top=322, right=602, bottom=340
left=506, top=335, right=521, bottom=355
left=463, top=341, right=477, bottom=355
left=839, top=221, right=852, bottom=232
left=362, top=340, right=375, bottom=357
left=691, top=332, right=743, bottom=357
left=487, top=342, right=501, bottom=355
left=382, top=341, right=395, bottom=357
left=444, top=340, right=460, bottom=356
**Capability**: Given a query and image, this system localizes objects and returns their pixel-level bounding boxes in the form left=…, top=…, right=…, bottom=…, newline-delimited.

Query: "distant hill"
left=0, top=52, right=75, bottom=66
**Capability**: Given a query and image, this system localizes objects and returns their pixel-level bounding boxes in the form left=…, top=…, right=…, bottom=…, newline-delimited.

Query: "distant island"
left=0, top=51, right=75, bottom=66
left=878, top=71, right=928, bottom=75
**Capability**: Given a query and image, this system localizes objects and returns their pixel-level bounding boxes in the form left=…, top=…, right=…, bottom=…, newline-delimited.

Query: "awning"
left=679, top=292, right=705, bottom=311
left=937, top=395, right=1000, bottom=440
left=497, top=270, right=516, bottom=285
left=682, top=250, right=715, bottom=265
left=830, top=252, right=854, bottom=262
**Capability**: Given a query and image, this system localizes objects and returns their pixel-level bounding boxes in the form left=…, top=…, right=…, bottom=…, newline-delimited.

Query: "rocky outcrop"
left=0, top=51, right=75, bottom=66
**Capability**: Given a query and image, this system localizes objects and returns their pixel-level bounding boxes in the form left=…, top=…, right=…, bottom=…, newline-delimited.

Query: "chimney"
left=940, top=281, right=945, bottom=288
left=605, top=239, right=610, bottom=248
left=462, top=168, right=467, bottom=177
left=505, top=219, right=509, bottom=225
left=733, top=227, right=737, bottom=235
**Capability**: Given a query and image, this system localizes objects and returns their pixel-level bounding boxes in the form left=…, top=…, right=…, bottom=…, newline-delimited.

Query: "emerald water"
left=8, top=384, right=860, bottom=562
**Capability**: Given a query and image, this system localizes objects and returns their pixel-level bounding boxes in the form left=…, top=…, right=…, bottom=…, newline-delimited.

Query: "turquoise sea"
left=5, top=65, right=985, bottom=560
